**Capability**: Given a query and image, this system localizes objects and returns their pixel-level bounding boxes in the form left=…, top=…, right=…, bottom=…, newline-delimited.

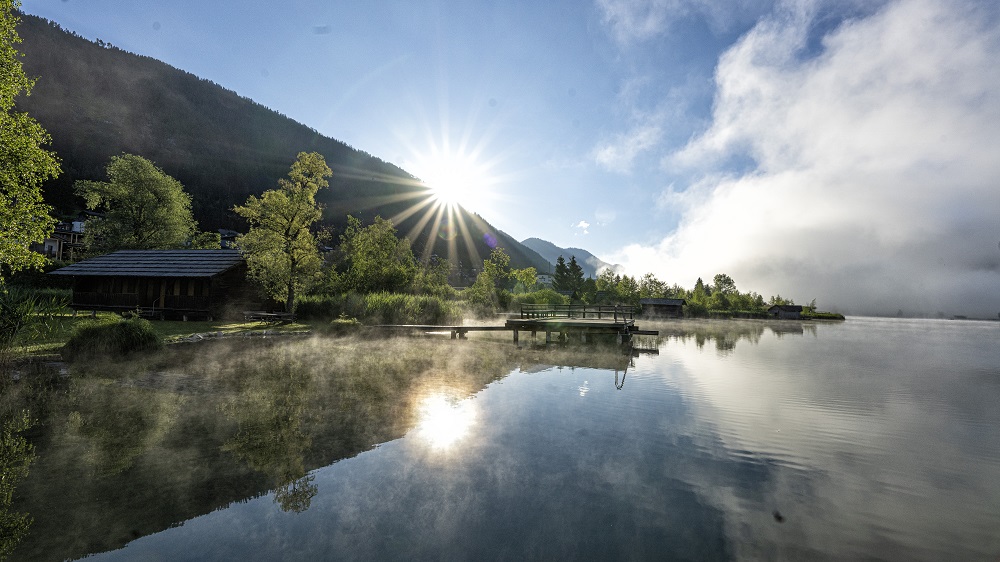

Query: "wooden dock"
left=372, top=305, right=658, bottom=344
left=506, top=304, right=655, bottom=344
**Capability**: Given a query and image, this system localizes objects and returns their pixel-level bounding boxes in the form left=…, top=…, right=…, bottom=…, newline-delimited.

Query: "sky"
left=20, top=0, right=1000, bottom=316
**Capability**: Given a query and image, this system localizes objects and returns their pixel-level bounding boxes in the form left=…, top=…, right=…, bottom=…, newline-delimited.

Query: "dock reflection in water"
left=4, top=318, right=1000, bottom=560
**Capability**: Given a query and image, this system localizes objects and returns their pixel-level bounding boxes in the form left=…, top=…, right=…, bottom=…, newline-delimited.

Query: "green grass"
left=12, top=313, right=319, bottom=357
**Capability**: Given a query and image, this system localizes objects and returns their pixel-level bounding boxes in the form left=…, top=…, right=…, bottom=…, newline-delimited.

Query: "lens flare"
left=437, top=217, right=458, bottom=240
left=483, top=232, right=497, bottom=248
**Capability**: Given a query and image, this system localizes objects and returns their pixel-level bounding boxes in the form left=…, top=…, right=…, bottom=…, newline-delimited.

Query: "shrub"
left=295, top=292, right=459, bottom=325
left=61, top=317, right=163, bottom=361
left=0, top=286, right=69, bottom=363
left=509, top=289, right=569, bottom=309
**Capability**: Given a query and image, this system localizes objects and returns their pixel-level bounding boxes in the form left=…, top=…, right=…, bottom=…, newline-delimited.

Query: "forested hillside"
left=13, top=14, right=549, bottom=271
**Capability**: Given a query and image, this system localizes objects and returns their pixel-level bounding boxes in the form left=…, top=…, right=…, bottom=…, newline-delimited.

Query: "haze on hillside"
left=18, top=0, right=1000, bottom=317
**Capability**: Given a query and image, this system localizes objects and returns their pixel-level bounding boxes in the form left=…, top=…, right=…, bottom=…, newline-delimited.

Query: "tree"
left=553, top=256, right=569, bottom=291
left=639, top=273, right=667, bottom=299
left=567, top=256, right=584, bottom=292
left=467, top=248, right=512, bottom=312
left=511, top=267, right=537, bottom=293
left=712, top=273, right=737, bottom=295
left=336, top=215, right=417, bottom=294
left=75, top=154, right=196, bottom=253
left=0, top=1, right=60, bottom=281
left=234, top=152, right=332, bottom=312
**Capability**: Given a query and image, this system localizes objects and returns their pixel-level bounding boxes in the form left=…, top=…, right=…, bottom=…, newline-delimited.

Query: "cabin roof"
left=49, top=250, right=244, bottom=278
left=767, top=305, right=803, bottom=312
left=639, top=298, right=686, bottom=306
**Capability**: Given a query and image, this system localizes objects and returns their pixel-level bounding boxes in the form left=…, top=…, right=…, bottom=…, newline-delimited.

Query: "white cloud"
left=617, top=0, right=1000, bottom=316
left=576, top=220, right=591, bottom=229
left=592, top=122, right=663, bottom=172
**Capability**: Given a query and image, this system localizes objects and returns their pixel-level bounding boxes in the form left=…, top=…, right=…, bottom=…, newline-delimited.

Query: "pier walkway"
left=373, top=305, right=658, bottom=344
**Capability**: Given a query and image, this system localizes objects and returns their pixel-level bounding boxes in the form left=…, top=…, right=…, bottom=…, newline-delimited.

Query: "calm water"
left=3, top=318, right=999, bottom=560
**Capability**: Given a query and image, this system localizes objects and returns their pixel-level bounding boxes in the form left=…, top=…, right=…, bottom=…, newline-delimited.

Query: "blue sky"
left=20, top=0, right=1000, bottom=316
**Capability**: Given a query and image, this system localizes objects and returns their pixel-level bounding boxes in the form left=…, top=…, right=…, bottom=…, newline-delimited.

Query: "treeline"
left=541, top=257, right=813, bottom=318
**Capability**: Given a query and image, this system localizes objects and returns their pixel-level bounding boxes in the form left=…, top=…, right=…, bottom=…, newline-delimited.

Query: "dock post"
left=581, top=332, right=587, bottom=343
left=545, top=331, right=551, bottom=344
left=513, top=329, right=519, bottom=344
left=451, top=330, right=457, bottom=340
left=617, top=332, right=622, bottom=344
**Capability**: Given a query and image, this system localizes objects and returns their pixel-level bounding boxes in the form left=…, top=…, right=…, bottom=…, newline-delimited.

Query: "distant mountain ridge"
left=520, top=238, right=617, bottom=278
left=13, top=13, right=551, bottom=272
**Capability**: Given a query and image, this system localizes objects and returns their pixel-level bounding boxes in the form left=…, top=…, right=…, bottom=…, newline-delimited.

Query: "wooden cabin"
left=767, top=305, right=803, bottom=319
left=49, top=250, right=252, bottom=320
left=639, top=298, right=686, bottom=318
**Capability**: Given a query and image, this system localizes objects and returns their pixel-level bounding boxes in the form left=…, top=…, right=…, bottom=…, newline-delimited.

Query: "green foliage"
left=0, top=285, right=68, bottom=364
left=75, top=154, right=197, bottom=253
left=295, top=292, right=460, bottom=325
left=466, top=248, right=512, bottom=314
left=553, top=255, right=584, bottom=293
left=0, top=2, right=60, bottom=282
left=235, top=152, right=332, bottom=312
left=0, top=409, right=36, bottom=559
left=509, top=288, right=569, bottom=309
left=60, top=316, right=163, bottom=361
left=410, top=257, right=455, bottom=298
left=189, top=231, right=221, bottom=249
left=768, top=294, right=795, bottom=306
left=333, top=215, right=417, bottom=294
left=510, top=267, right=537, bottom=294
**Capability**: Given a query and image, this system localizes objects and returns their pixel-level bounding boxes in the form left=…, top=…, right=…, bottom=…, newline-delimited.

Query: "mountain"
left=519, top=238, right=617, bottom=278
left=13, top=14, right=550, bottom=272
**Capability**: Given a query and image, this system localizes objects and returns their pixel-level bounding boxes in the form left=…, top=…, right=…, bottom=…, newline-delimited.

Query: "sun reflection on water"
left=415, top=394, right=477, bottom=450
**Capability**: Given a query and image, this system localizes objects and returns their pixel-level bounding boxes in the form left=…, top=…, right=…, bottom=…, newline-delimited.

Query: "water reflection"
left=650, top=318, right=817, bottom=354
left=414, top=394, right=477, bottom=450
left=1, top=336, right=551, bottom=560
left=219, top=355, right=315, bottom=512
left=5, top=320, right=999, bottom=560
left=0, top=411, right=36, bottom=559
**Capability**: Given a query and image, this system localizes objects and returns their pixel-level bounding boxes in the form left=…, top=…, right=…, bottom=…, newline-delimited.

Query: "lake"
left=2, top=317, right=999, bottom=560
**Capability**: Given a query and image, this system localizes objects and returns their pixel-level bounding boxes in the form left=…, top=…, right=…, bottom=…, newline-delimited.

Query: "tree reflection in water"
left=651, top=319, right=816, bottom=354
left=0, top=410, right=35, bottom=559
left=220, top=352, right=317, bottom=512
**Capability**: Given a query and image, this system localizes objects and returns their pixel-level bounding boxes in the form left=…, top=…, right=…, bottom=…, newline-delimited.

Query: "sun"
left=411, top=148, right=493, bottom=212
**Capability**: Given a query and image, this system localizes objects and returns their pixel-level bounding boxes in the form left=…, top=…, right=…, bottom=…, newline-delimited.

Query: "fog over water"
left=615, top=1, right=1000, bottom=318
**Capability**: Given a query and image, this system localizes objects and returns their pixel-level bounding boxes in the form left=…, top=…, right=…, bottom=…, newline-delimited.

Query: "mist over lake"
left=3, top=318, right=998, bottom=561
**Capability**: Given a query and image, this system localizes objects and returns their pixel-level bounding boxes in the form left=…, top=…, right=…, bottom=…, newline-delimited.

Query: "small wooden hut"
left=50, top=250, right=252, bottom=320
left=767, top=305, right=803, bottom=319
left=639, top=298, right=686, bottom=318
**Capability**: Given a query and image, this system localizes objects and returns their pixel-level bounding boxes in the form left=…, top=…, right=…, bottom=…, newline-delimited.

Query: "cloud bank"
left=617, top=0, right=1000, bottom=316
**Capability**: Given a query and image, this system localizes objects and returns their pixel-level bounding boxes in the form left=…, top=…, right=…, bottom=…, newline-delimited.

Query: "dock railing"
left=519, top=304, right=636, bottom=323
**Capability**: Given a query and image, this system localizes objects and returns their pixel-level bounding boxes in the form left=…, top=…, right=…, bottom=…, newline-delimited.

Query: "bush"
left=295, top=292, right=460, bottom=325
left=509, top=289, right=569, bottom=309
left=61, top=317, right=163, bottom=361
left=0, top=286, right=69, bottom=362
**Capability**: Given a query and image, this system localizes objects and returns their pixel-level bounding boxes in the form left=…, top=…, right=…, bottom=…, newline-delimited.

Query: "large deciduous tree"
left=234, top=152, right=332, bottom=312
left=75, top=154, right=197, bottom=253
left=335, top=215, right=417, bottom=294
left=0, top=1, right=60, bottom=281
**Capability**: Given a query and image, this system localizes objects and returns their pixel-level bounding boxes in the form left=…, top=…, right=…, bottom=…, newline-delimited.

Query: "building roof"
left=767, top=305, right=803, bottom=312
left=50, top=250, right=244, bottom=278
left=639, top=298, right=686, bottom=306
